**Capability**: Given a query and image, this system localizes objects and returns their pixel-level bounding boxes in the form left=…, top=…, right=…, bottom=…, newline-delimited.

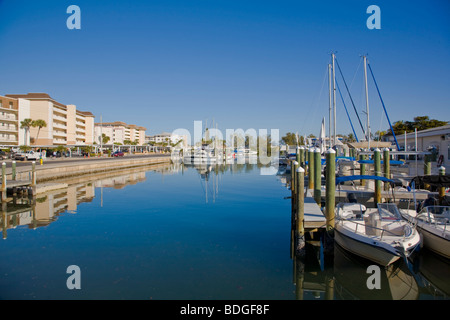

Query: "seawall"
left=13, top=156, right=171, bottom=183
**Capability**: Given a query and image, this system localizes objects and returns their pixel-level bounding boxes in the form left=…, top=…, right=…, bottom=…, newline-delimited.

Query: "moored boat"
left=335, top=201, right=421, bottom=266
left=401, top=205, right=450, bottom=259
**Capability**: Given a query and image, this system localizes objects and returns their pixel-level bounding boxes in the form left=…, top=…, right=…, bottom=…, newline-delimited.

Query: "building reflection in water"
left=0, top=165, right=166, bottom=239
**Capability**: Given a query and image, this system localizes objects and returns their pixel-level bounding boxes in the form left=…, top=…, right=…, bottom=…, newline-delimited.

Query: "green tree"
left=374, top=130, right=386, bottom=141
left=281, top=132, right=297, bottom=146
left=19, top=145, right=32, bottom=152
left=346, top=133, right=356, bottom=143
left=20, top=118, right=33, bottom=146
left=388, top=116, right=447, bottom=135
left=32, top=119, right=47, bottom=144
left=102, top=133, right=110, bottom=144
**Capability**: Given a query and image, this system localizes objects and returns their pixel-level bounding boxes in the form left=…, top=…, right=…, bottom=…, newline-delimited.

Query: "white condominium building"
left=5, top=93, right=95, bottom=146
left=94, top=121, right=146, bottom=145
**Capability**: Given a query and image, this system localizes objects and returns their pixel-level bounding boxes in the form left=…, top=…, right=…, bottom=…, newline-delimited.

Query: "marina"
left=0, top=155, right=448, bottom=300
left=1, top=1, right=449, bottom=305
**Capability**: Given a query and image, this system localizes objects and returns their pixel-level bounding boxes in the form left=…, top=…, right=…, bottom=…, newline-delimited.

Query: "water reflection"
left=1, top=162, right=448, bottom=300
left=0, top=167, right=161, bottom=239
left=278, top=169, right=450, bottom=300
left=333, top=244, right=419, bottom=300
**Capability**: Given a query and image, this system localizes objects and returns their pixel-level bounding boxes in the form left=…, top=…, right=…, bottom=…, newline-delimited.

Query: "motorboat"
left=333, top=175, right=421, bottom=267
left=399, top=175, right=450, bottom=259
left=335, top=201, right=421, bottom=267
left=401, top=205, right=450, bottom=259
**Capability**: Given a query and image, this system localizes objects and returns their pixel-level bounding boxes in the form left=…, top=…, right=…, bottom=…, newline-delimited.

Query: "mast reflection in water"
left=0, top=163, right=448, bottom=300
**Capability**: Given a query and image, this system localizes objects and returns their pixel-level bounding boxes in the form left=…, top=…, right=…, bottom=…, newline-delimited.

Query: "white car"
left=15, top=151, right=40, bottom=161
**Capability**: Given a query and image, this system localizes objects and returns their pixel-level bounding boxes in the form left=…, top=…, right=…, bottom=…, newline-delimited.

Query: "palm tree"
left=32, top=119, right=47, bottom=144
left=102, top=133, right=110, bottom=144
left=20, top=118, right=33, bottom=146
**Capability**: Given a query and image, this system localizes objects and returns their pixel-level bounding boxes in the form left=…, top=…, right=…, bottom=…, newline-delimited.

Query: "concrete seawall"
left=13, top=156, right=171, bottom=183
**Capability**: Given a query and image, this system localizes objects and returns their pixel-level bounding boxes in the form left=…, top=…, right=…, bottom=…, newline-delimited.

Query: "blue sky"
left=0, top=0, right=449, bottom=139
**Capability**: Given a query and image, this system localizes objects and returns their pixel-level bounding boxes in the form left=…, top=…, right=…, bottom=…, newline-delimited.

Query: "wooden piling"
left=305, top=148, right=309, bottom=173
left=295, top=166, right=305, bottom=257
left=308, top=148, right=314, bottom=190
left=374, top=148, right=382, bottom=204
left=383, top=148, right=390, bottom=191
left=31, top=161, right=36, bottom=194
left=299, top=146, right=305, bottom=169
left=439, top=166, right=446, bottom=204
left=1, top=162, right=6, bottom=202
left=12, top=161, right=16, bottom=181
left=424, top=154, right=431, bottom=190
left=314, top=148, right=321, bottom=206
left=325, top=149, right=336, bottom=231
left=359, top=154, right=366, bottom=187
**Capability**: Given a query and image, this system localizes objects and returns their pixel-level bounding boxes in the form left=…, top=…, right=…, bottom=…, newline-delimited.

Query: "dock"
left=288, top=146, right=448, bottom=262
left=303, top=190, right=326, bottom=231
left=1, top=161, right=35, bottom=202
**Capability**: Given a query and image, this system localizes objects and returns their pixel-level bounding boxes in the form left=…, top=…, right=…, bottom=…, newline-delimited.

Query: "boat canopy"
left=410, top=175, right=450, bottom=188
left=336, top=175, right=394, bottom=185
left=358, top=160, right=404, bottom=165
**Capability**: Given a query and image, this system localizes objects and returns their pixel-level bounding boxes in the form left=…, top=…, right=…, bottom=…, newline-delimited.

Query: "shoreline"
left=3, top=155, right=171, bottom=194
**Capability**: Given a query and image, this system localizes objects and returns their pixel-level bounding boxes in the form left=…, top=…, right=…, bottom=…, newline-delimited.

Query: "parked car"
left=0, top=151, right=8, bottom=160
left=113, top=151, right=124, bottom=157
left=15, top=151, right=40, bottom=161
left=14, top=152, right=26, bottom=161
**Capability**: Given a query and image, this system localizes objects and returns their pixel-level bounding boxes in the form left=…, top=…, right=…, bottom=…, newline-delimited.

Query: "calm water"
left=0, top=163, right=449, bottom=300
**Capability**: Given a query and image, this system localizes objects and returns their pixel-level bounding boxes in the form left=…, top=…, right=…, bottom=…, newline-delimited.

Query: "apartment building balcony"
left=0, top=105, right=18, bottom=113
left=53, top=107, right=67, bottom=116
left=76, top=127, right=86, bottom=133
left=0, top=136, right=18, bottom=144
left=76, top=121, right=86, bottom=127
left=0, top=126, right=18, bottom=133
left=54, top=131, right=67, bottom=138
left=53, top=138, right=67, bottom=145
left=53, top=122, right=67, bottom=130
left=0, top=114, right=18, bottom=122
left=53, top=114, right=67, bottom=123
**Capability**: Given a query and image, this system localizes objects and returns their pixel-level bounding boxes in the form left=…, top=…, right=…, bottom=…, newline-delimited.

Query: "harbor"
left=0, top=154, right=449, bottom=300
left=1, top=0, right=450, bottom=305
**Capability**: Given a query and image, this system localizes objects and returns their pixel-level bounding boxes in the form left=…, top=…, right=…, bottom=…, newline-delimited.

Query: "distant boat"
left=183, top=147, right=217, bottom=164
left=334, top=176, right=421, bottom=266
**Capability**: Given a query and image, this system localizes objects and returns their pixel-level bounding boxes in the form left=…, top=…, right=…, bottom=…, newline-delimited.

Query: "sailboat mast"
left=332, top=53, right=337, bottom=146
left=328, top=63, right=332, bottom=149
left=363, top=55, right=371, bottom=148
